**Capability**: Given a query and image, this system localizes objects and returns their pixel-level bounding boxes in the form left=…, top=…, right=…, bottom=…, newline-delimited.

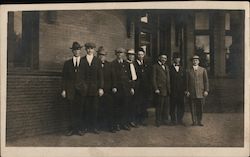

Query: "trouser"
left=135, top=92, right=148, bottom=123
left=113, top=91, right=125, bottom=126
left=98, top=93, right=114, bottom=129
left=83, top=96, right=98, bottom=130
left=126, top=95, right=137, bottom=123
left=189, top=98, right=204, bottom=124
left=170, top=96, right=185, bottom=123
left=67, top=90, right=83, bottom=132
left=155, top=95, right=170, bottom=124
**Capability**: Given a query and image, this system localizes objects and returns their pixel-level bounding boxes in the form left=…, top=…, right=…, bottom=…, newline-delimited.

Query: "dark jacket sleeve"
left=61, top=61, right=67, bottom=91
left=203, top=68, right=209, bottom=92
left=97, top=60, right=104, bottom=89
left=166, top=66, right=171, bottom=95
left=111, top=61, right=117, bottom=89
left=185, top=69, right=189, bottom=92
left=152, top=64, right=158, bottom=91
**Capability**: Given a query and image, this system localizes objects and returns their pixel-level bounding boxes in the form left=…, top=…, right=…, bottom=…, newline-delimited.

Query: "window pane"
left=225, top=36, right=232, bottom=74
left=225, top=13, right=230, bottom=30
left=141, top=13, right=148, bottom=23
left=140, top=31, right=151, bottom=56
left=195, top=12, right=209, bottom=30
left=195, top=35, right=210, bottom=70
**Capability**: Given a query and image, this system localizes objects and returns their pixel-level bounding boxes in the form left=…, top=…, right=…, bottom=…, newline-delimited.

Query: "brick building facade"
left=6, top=10, right=244, bottom=140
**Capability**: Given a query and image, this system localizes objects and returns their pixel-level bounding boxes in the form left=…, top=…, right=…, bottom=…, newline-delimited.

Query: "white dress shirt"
left=86, top=54, right=94, bottom=65
left=193, top=65, right=199, bottom=71
left=73, top=56, right=81, bottom=67
left=137, top=59, right=143, bottom=65
left=173, top=63, right=180, bottom=72
left=158, top=61, right=165, bottom=70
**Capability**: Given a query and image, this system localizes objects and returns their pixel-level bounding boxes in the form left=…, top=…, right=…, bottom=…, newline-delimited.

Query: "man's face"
left=98, top=55, right=106, bottom=62
left=192, top=59, right=200, bottom=66
left=116, top=52, right=124, bottom=60
left=72, top=49, right=81, bottom=57
left=86, top=48, right=95, bottom=55
left=159, top=55, right=167, bottom=64
left=128, top=54, right=135, bottom=61
left=137, top=51, right=145, bottom=61
left=174, top=57, right=181, bottom=64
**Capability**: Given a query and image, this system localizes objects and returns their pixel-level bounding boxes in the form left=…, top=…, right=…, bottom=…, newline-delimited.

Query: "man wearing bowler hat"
left=152, top=54, right=171, bottom=127
left=169, top=52, right=185, bottom=126
left=185, top=55, right=209, bottom=126
left=81, top=42, right=104, bottom=134
left=61, top=41, right=85, bottom=136
left=97, top=46, right=116, bottom=133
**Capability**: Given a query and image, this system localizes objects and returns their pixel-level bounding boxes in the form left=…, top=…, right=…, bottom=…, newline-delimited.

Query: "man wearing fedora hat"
left=61, top=41, right=85, bottom=136
left=125, top=49, right=139, bottom=128
left=111, top=48, right=132, bottom=131
left=152, top=54, right=171, bottom=127
left=97, top=46, right=116, bottom=133
left=185, top=55, right=209, bottom=126
left=169, top=52, right=185, bottom=126
left=81, top=42, right=104, bottom=134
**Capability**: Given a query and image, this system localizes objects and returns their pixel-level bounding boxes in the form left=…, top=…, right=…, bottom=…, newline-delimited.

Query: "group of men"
left=61, top=41, right=209, bottom=136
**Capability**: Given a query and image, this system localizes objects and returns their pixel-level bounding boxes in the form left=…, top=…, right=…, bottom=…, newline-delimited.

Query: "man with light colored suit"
left=185, top=55, right=209, bottom=126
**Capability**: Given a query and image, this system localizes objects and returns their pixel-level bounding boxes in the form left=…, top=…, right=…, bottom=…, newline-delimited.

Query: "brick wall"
left=39, top=10, right=134, bottom=71
left=6, top=72, right=69, bottom=141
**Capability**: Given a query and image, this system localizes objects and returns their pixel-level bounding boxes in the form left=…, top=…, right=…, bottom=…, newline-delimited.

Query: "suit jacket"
left=101, top=61, right=113, bottom=94
left=186, top=66, right=209, bottom=98
left=152, top=62, right=171, bottom=96
left=134, top=59, right=152, bottom=95
left=80, top=56, right=104, bottom=96
left=61, top=58, right=85, bottom=100
left=111, top=59, right=135, bottom=96
left=169, top=64, right=185, bottom=98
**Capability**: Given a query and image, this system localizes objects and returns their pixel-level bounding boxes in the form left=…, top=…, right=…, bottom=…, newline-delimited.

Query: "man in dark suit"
left=81, top=42, right=104, bottom=134
left=111, top=48, right=132, bottom=131
left=152, top=54, right=171, bottom=127
left=61, top=41, right=85, bottom=136
left=97, top=46, right=116, bottom=133
left=169, top=52, right=185, bottom=126
left=126, top=49, right=139, bottom=128
left=185, top=55, right=209, bottom=126
left=134, top=48, right=152, bottom=126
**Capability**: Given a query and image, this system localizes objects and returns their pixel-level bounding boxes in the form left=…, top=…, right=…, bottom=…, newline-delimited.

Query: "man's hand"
left=185, top=91, right=190, bottom=97
left=99, top=89, right=104, bottom=97
left=130, top=88, right=135, bottom=95
left=155, top=89, right=160, bottom=94
left=203, top=91, right=208, bottom=97
left=112, top=88, right=117, bottom=93
left=61, top=90, right=66, bottom=98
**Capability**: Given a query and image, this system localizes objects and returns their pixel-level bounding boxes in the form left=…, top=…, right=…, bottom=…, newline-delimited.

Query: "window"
left=195, top=35, right=210, bottom=72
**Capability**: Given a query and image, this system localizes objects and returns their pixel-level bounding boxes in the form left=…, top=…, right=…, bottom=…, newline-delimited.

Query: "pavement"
left=7, top=110, right=244, bottom=147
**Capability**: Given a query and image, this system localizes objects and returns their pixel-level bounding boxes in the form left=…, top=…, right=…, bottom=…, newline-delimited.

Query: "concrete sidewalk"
left=7, top=112, right=244, bottom=147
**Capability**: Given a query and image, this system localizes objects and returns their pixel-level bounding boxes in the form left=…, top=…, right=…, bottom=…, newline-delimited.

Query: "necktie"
left=130, top=63, right=137, bottom=81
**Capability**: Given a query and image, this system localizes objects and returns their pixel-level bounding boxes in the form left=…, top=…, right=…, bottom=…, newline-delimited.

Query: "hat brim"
left=70, top=46, right=83, bottom=49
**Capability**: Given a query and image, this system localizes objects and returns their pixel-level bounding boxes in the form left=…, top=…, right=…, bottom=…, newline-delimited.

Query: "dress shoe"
left=169, top=121, right=176, bottom=126
left=122, top=125, right=131, bottom=131
left=197, top=123, right=204, bottom=127
left=130, top=122, right=138, bottom=128
left=77, top=130, right=85, bottom=136
left=177, top=121, right=186, bottom=126
left=116, top=125, right=121, bottom=131
left=192, top=122, right=197, bottom=126
left=109, top=128, right=116, bottom=133
left=65, top=130, right=73, bottom=136
left=93, top=129, right=100, bottom=134
left=155, top=122, right=160, bottom=127
left=141, top=121, right=148, bottom=126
